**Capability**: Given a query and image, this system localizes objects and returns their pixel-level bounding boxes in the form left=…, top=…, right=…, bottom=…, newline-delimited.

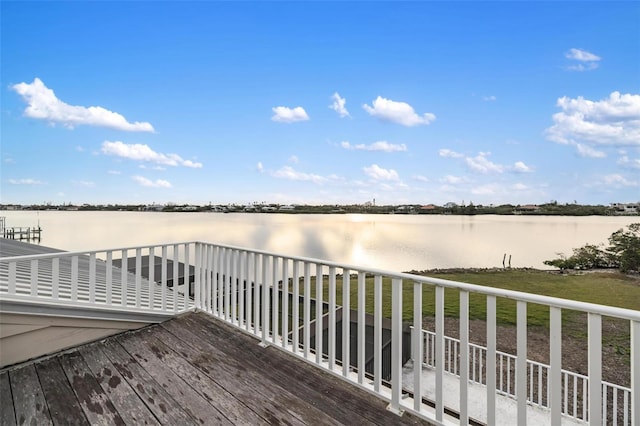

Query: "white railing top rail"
left=2, top=240, right=640, bottom=322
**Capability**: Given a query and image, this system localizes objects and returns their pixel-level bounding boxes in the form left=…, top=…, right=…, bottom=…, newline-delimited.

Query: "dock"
left=0, top=312, right=428, bottom=425
left=0, top=217, right=41, bottom=241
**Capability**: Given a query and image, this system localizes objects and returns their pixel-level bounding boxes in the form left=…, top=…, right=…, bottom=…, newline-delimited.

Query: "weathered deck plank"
left=99, top=340, right=196, bottom=425
left=0, top=372, right=16, bottom=426
left=35, top=358, right=89, bottom=425
left=114, top=332, right=233, bottom=425
left=78, top=345, right=160, bottom=426
left=154, top=322, right=334, bottom=425
left=118, top=328, right=269, bottom=425
left=3, top=312, right=431, bottom=426
left=58, top=351, right=125, bottom=425
left=9, top=364, right=52, bottom=425
left=188, top=313, right=427, bottom=425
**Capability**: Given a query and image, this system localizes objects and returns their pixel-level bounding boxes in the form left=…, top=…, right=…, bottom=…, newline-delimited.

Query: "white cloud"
left=564, top=49, right=601, bottom=71
left=465, top=153, right=504, bottom=174
left=439, top=148, right=464, bottom=158
left=512, top=161, right=534, bottom=173
left=107, top=170, right=121, bottom=175
left=8, top=178, right=44, bottom=185
left=341, top=141, right=407, bottom=152
left=271, top=166, right=328, bottom=184
left=545, top=92, right=640, bottom=150
left=483, top=95, right=497, bottom=102
left=363, top=164, right=400, bottom=181
left=72, top=180, right=95, bottom=187
left=289, top=155, right=299, bottom=164
left=602, top=174, right=638, bottom=187
left=271, top=106, right=309, bottom=123
left=440, top=175, right=465, bottom=184
left=565, top=48, right=601, bottom=62
left=413, top=175, right=430, bottom=182
left=101, top=141, right=203, bottom=168
left=132, top=175, right=172, bottom=188
left=256, top=162, right=264, bottom=173
left=618, top=155, right=640, bottom=170
left=362, top=96, right=436, bottom=126
left=329, top=92, right=350, bottom=118
left=11, top=78, right=154, bottom=132
left=576, top=144, right=606, bottom=158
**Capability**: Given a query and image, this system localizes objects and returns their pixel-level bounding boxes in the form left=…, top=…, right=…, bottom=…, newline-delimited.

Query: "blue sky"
left=1, top=1, right=639, bottom=206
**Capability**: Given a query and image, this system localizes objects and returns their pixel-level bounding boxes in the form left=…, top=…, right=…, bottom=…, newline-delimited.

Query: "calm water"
left=1, top=211, right=637, bottom=271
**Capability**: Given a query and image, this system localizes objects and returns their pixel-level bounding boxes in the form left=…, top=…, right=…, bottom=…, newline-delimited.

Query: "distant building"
left=610, top=202, right=639, bottom=215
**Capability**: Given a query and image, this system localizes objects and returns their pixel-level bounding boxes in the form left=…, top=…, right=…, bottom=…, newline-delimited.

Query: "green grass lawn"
left=295, top=269, right=640, bottom=326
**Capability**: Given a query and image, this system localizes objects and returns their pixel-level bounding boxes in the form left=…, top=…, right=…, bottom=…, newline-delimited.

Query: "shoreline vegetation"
left=2, top=201, right=639, bottom=216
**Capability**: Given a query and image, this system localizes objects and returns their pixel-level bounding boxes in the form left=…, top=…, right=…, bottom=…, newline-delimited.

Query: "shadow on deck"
left=0, top=312, right=430, bottom=425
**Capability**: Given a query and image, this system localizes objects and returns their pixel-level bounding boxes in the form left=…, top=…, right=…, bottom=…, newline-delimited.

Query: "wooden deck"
left=0, top=312, right=430, bottom=425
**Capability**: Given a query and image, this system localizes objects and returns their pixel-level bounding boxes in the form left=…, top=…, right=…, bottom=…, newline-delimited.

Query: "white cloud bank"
left=564, top=48, right=601, bottom=71
left=8, top=178, right=45, bottom=185
left=441, top=149, right=533, bottom=174
left=329, top=92, right=350, bottom=118
left=363, top=164, right=400, bottom=181
left=341, top=141, right=407, bottom=152
left=271, top=166, right=329, bottom=184
left=363, top=96, right=435, bottom=126
left=271, top=106, right=309, bottom=123
left=101, top=141, right=203, bottom=168
left=11, top=78, right=154, bottom=132
left=132, top=176, right=172, bottom=188
left=546, top=92, right=640, bottom=153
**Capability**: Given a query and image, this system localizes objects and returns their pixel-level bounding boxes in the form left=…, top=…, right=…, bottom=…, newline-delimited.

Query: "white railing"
left=1, top=240, right=639, bottom=426
left=421, top=329, right=632, bottom=424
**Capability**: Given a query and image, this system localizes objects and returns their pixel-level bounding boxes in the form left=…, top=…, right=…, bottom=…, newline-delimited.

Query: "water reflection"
left=1, top=211, right=637, bottom=271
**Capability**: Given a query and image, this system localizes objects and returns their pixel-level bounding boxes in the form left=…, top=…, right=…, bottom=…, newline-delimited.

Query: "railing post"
left=374, top=274, right=382, bottom=392
left=516, top=300, right=527, bottom=425
left=328, top=266, right=336, bottom=369
left=172, top=244, right=179, bottom=312
left=304, top=262, right=311, bottom=357
left=388, top=277, right=404, bottom=416
left=588, top=313, right=602, bottom=426
left=459, top=290, right=469, bottom=424
left=357, top=271, right=366, bottom=385
left=71, top=256, right=79, bottom=302
left=135, top=248, right=142, bottom=308
left=486, top=295, right=497, bottom=426
left=261, top=254, right=269, bottom=346
left=52, top=257, right=59, bottom=300
left=316, top=263, right=323, bottom=364
left=435, top=285, right=444, bottom=422
left=282, top=258, right=290, bottom=349
left=161, top=245, right=167, bottom=311
left=89, top=253, right=96, bottom=304
left=194, top=243, right=201, bottom=310
left=121, top=250, right=127, bottom=307
left=550, top=306, right=562, bottom=425
left=148, top=247, right=155, bottom=309
left=631, top=320, right=639, bottom=426
left=342, top=269, right=350, bottom=378
left=413, top=282, right=423, bottom=413
left=292, top=260, right=300, bottom=353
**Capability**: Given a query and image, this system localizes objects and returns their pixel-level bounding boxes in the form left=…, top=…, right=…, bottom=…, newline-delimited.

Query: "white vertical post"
left=342, top=269, right=351, bottom=378
left=71, top=256, right=79, bottom=302
left=194, top=244, right=201, bottom=310
left=316, top=263, right=323, bottom=364
left=517, top=301, right=528, bottom=425
left=631, top=320, right=639, bottom=426
left=52, top=257, right=60, bottom=300
left=486, top=295, right=497, bottom=426
left=292, top=260, right=300, bottom=353
left=357, top=271, right=366, bottom=385
left=30, top=259, right=38, bottom=297
left=459, top=290, right=469, bottom=424
left=589, top=313, right=602, bottom=426
left=239, top=251, right=246, bottom=327
left=218, top=247, right=224, bottom=317
left=148, top=247, right=155, bottom=309
left=172, top=244, right=179, bottom=312
left=435, top=285, right=445, bottom=422
left=232, top=250, right=239, bottom=324
left=244, top=251, right=251, bottom=329
left=328, top=266, right=336, bottom=370
left=253, top=253, right=260, bottom=336
left=135, top=248, right=142, bottom=308
left=374, top=274, right=382, bottom=392
left=121, top=250, right=128, bottom=307
left=261, top=254, right=269, bottom=345
left=183, top=243, right=190, bottom=310
left=389, top=277, right=403, bottom=415
left=413, top=282, right=423, bottom=412
left=272, top=256, right=279, bottom=344
left=161, top=246, right=167, bottom=311
left=282, top=258, right=289, bottom=349
left=225, top=248, right=232, bottom=320
left=89, top=253, right=96, bottom=303
left=550, top=306, right=562, bottom=425
left=304, top=262, right=311, bottom=357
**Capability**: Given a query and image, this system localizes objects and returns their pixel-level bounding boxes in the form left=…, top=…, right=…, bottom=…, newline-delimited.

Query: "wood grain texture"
left=9, top=364, right=52, bottom=426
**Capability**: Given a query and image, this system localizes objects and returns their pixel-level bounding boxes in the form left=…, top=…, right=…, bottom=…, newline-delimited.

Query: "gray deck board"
left=8, top=364, right=52, bottom=425
left=0, top=372, right=16, bottom=426
left=2, top=312, right=431, bottom=425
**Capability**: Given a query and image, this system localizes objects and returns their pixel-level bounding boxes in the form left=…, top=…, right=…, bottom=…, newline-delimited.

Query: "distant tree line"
left=544, top=223, right=640, bottom=273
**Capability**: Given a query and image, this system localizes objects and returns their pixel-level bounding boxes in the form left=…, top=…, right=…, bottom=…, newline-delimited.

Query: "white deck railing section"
left=1, top=241, right=639, bottom=426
